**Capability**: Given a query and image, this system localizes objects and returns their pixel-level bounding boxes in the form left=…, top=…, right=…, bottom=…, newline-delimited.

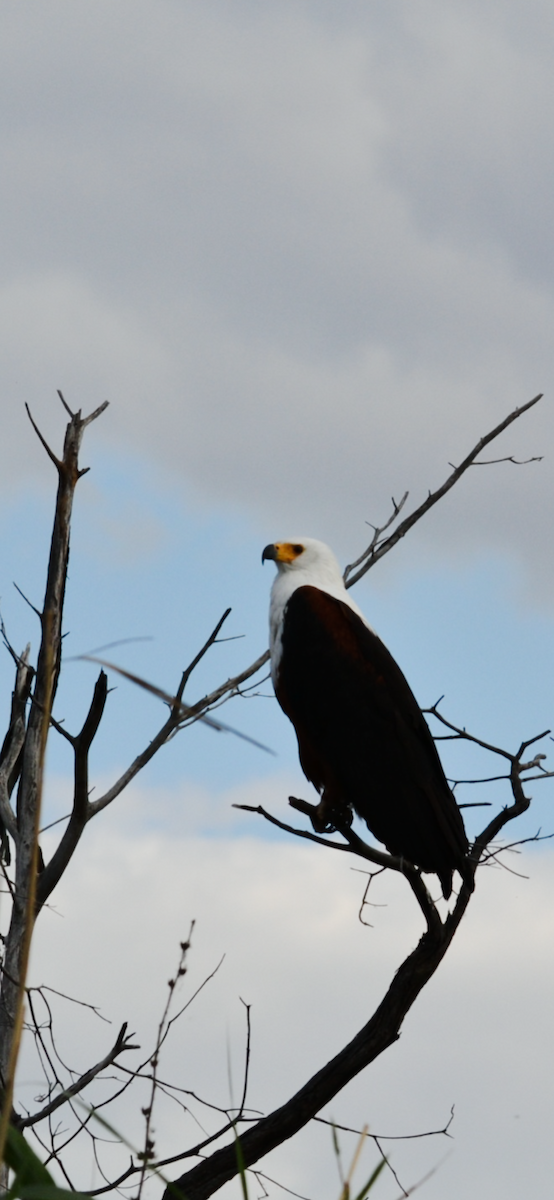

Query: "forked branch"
left=343, top=393, right=543, bottom=586
left=19, top=1022, right=138, bottom=1129
left=36, top=671, right=109, bottom=913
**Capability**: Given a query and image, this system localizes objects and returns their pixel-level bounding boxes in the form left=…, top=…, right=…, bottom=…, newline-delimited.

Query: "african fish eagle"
left=262, top=538, right=473, bottom=899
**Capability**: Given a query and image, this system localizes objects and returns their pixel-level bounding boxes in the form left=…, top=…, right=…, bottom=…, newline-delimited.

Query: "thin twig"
left=136, top=934, right=193, bottom=1199
left=238, top=1000, right=252, bottom=1118
left=314, top=1108, right=455, bottom=1142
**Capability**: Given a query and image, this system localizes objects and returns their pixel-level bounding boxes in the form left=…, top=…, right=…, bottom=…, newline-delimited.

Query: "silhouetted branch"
left=86, top=647, right=272, bottom=820
left=343, top=393, right=543, bottom=586
left=36, top=671, right=109, bottom=913
left=0, top=399, right=109, bottom=1152
left=164, top=886, right=470, bottom=1200
left=136, top=938, right=192, bottom=1199
left=197, top=707, right=551, bottom=1200
left=314, top=1107, right=455, bottom=1143
left=79, top=653, right=272, bottom=752
left=0, top=643, right=33, bottom=848
left=20, top=1023, right=138, bottom=1128
left=235, top=800, right=440, bottom=933
left=343, top=491, right=409, bottom=581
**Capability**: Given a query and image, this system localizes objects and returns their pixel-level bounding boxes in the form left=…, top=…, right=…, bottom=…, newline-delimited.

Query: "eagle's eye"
left=292, top=544, right=304, bottom=556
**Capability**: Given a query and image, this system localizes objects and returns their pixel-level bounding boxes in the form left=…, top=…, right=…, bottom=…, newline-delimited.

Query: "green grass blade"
left=352, top=1156, right=387, bottom=1200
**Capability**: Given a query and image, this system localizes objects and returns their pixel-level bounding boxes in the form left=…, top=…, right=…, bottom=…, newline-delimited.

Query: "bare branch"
left=0, top=401, right=108, bottom=1128
left=82, top=401, right=110, bottom=428
left=175, top=609, right=232, bottom=703
left=25, top=405, right=62, bottom=471
left=162, top=952, right=225, bottom=1041
left=88, top=1161, right=137, bottom=1195
left=424, top=705, right=515, bottom=761
left=57, top=390, right=74, bottom=418
left=344, top=394, right=543, bottom=587
left=56, top=390, right=109, bottom=430
left=251, top=1170, right=311, bottom=1200
left=20, top=1023, right=138, bottom=1128
left=468, top=454, right=542, bottom=466
left=235, top=800, right=441, bottom=934
left=30, top=983, right=112, bottom=1023
left=343, top=492, right=409, bottom=581
left=36, top=671, right=109, bottom=913
left=87, top=648, right=271, bottom=819
left=238, top=999, right=252, bottom=1119
left=78, top=654, right=273, bottom=752
left=0, top=645, right=33, bottom=846
left=164, top=881, right=471, bottom=1200
left=314, top=1108, right=455, bottom=1143
left=136, top=938, right=192, bottom=1198
left=12, top=582, right=42, bottom=620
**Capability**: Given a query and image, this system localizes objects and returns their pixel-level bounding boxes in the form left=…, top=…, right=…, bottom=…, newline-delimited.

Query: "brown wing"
left=274, top=586, right=471, bottom=896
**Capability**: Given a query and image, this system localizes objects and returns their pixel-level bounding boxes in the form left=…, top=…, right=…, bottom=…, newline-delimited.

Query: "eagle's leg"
left=315, top=784, right=353, bottom=832
left=289, top=788, right=353, bottom=834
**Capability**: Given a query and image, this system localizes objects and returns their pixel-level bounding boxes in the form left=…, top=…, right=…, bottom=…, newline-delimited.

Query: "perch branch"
left=235, top=801, right=440, bottom=934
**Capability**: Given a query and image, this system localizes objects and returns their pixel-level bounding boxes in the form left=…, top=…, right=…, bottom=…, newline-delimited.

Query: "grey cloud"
left=0, top=1, right=553, bottom=593
left=29, top=806, right=554, bottom=1199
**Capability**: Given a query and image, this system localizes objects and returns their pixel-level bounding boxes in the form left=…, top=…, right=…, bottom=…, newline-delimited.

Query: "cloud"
left=23, top=780, right=554, bottom=1199
left=2, top=13, right=553, bottom=1197
left=0, top=0, right=552, bottom=595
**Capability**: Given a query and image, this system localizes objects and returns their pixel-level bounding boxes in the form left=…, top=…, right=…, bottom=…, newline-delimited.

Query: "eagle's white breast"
left=268, top=538, right=375, bottom=681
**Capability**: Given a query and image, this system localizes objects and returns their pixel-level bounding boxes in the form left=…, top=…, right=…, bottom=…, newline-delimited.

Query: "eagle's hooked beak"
left=262, top=543, right=278, bottom=565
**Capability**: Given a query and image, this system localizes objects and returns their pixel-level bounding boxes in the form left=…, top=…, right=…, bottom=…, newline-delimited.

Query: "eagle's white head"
left=262, top=538, right=371, bottom=673
left=262, top=537, right=343, bottom=584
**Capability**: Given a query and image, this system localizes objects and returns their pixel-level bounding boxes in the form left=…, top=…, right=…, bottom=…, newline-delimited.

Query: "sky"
left=1, top=2, right=554, bottom=1198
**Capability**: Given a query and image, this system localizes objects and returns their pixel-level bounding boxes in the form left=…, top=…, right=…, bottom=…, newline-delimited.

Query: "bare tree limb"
left=175, top=609, right=232, bottom=703
left=36, top=671, right=109, bottom=913
left=19, top=1023, right=138, bottom=1128
left=343, top=492, right=410, bottom=580
left=343, top=393, right=543, bottom=586
left=0, top=400, right=108, bottom=1120
left=136, top=939, right=193, bottom=1199
left=314, top=1109, right=455, bottom=1143
left=165, top=901, right=468, bottom=1200
left=78, top=653, right=272, bottom=752
left=170, top=717, right=550, bottom=1200
left=87, top=647, right=271, bottom=819
left=0, top=645, right=33, bottom=848
left=235, top=800, right=440, bottom=934
left=469, top=454, right=542, bottom=466
left=25, top=405, right=62, bottom=471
